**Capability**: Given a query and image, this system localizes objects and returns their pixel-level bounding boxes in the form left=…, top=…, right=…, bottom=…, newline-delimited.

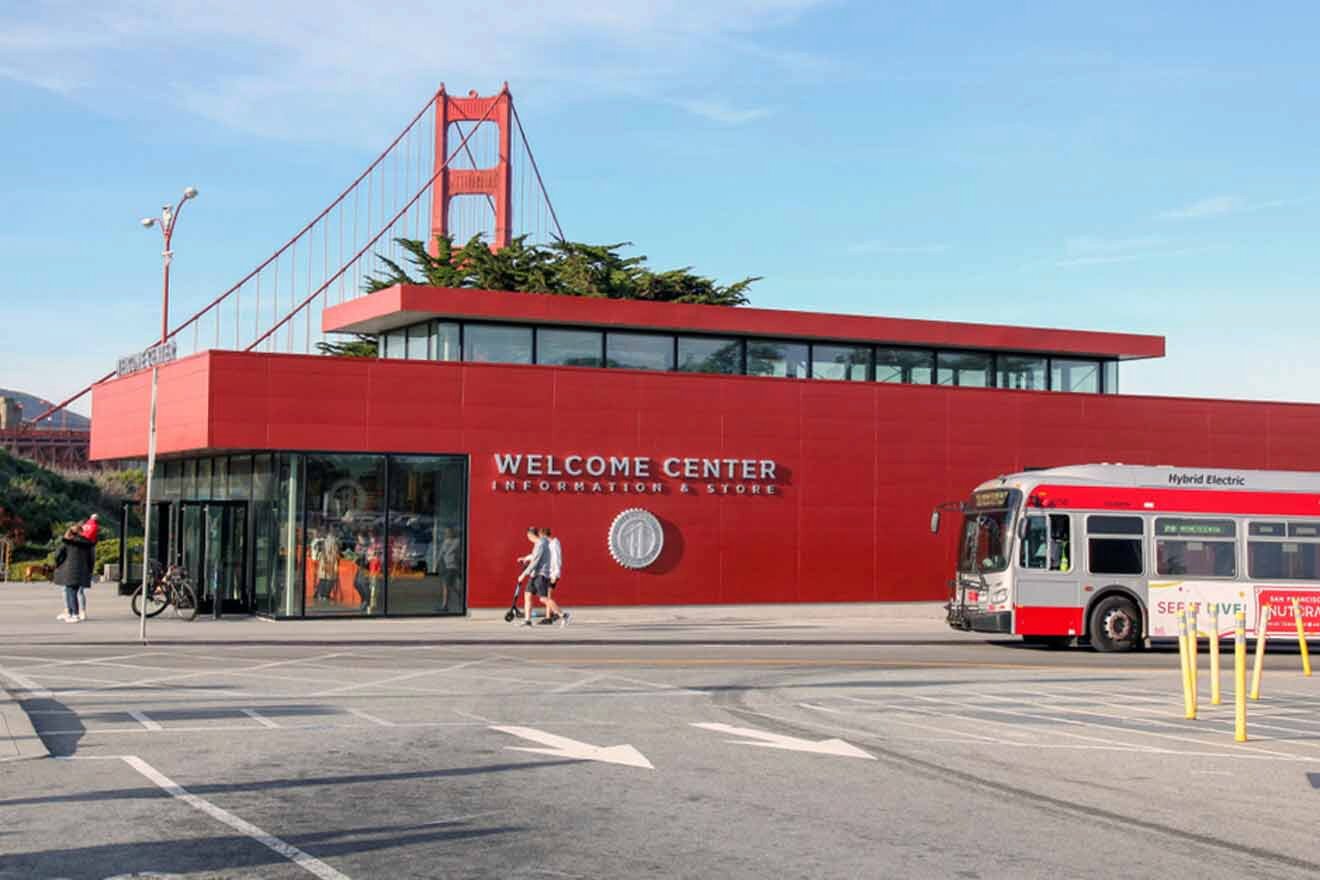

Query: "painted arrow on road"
left=491, top=726, right=655, bottom=769
left=691, top=722, right=875, bottom=760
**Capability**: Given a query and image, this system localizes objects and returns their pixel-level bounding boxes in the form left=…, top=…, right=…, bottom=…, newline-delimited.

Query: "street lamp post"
left=137, top=187, right=198, bottom=643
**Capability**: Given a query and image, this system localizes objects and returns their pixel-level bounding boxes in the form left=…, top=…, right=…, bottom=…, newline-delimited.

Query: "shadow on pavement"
left=25, top=694, right=84, bottom=758
left=0, top=759, right=583, bottom=809
left=0, top=819, right=525, bottom=879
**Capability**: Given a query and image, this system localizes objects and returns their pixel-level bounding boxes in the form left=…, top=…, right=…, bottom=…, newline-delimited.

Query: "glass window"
left=213, top=457, right=229, bottom=500
left=811, top=344, right=870, bottom=381
left=273, top=454, right=305, bottom=617
left=606, top=332, right=675, bottom=371
left=387, top=456, right=468, bottom=615
left=746, top=340, right=808, bottom=378
left=229, top=455, right=252, bottom=501
left=997, top=355, right=1047, bottom=391
left=1290, top=522, right=1320, bottom=538
left=677, top=336, right=743, bottom=374
left=1087, top=515, right=1144, bottom=575
left=162, top=460, right=181, bottom=500
left=304, top=454, right=387, bottom=616
left=1020, top=514, right=1072, bottom=572
left=876, top=348, right=934, bottom=384
left=1103, top=361, right=1119, bottom=394
left=937, top=351, right=992, bottom=388
left=183, top=458, right=197, bottom=500
left=433, top=322, right=460, bottom=362
left=1249, top=541, right=1320, bottom=580
left=1089, top=515, right=1145, bottom=536
left=1155, top=518, right=1236, bottom=577
left=1052, top=358, right=1101, bottom=393
left=464, top=324, right=533, bottom=364
left=196, top=458, right=213, bottom=500
left=406, top=323, right=430, bottom=360
left=252, top=454, right=278, bottom=616
left=1250, top=522, right=1286, bottom=537
left=536, top=328, right=603, bottom=368
left=382, top=328, right=407, bottom=360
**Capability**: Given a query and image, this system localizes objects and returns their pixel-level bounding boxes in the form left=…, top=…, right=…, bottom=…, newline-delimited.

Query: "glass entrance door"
left=119, top=501, right=172, bottom=594
left=180, top=501, right=251, bottom=615
left=206, top=501, right=248, bottom=614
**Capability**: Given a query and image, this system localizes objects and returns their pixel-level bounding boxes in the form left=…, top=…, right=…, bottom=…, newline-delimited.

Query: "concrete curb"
left=0, top=675, right=51, bottom=762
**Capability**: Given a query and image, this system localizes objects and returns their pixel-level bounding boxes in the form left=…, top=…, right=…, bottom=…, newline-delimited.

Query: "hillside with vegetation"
left=0, top=448, right=142, bottom=578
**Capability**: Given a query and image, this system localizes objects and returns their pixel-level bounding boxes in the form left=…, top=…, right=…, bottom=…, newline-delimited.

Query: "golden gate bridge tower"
left=33, top=83, right=564, bottom=429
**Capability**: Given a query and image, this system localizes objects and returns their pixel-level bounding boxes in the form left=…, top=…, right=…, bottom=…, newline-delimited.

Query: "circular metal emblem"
left=608, top=508, right=665, bottom=570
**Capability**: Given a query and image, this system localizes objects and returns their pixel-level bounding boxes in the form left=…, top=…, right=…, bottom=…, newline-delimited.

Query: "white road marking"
left=0, top=663, right=54, bottom=699
left=347, top=708, right=396, bottom=727
left=454, top=709, right=496, bottom=723
left=691, top=722, right=875, bottom=760
left=550, top=674, right=608, bottom=694
left=242, top=708, right=280, bottom=729
left=307, top=658, right=487, bottom=698
left=58, top=651, right=353, bottom=698
left=129, top=710, right=163, bottom=731
left=119, top=755, right=352, bottom=880
left=491, top=725, right=655, bottom=769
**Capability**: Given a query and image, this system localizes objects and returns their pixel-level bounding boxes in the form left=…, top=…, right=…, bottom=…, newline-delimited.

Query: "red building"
left=90, top=285, right=1320, bottom=618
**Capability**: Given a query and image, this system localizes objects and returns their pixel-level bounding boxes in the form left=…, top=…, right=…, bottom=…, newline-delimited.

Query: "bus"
left=931, top=464, right=1320, bottom=652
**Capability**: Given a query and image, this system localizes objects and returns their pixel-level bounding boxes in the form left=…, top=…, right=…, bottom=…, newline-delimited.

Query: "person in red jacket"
left=75, top=514, right=99, bottom=619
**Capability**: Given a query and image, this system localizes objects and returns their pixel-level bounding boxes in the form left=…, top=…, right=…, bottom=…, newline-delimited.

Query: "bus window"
left=1020, top=514, right=1071, bottom=572
left=1248, top=521, right=1320, bottom=580
left=1155, top=518, right=1236, bottom=578
left=1087, top=515, right=1143, bottom=575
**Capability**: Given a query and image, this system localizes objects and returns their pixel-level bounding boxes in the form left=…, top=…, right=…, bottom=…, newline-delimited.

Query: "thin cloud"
left=0, top=1, right=829, bottom=141
left=1064, top=235, right=1166, bottom=257
left=673, top=100, right=776, bottom=125
left=1053, top=234, right=1214, bottom=268
left=845, top=241, right=951, bottom=256
left=1157, top=196, right=1245, bottom=220
left=1157, top=194, right=1307, bottom=221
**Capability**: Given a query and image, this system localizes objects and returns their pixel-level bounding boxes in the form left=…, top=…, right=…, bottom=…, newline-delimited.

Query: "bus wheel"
left=1089, top=595, right=1141, bottom=652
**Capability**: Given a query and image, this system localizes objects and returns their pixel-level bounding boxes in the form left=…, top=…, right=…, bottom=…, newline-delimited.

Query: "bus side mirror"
left=930, top=510, right=941, bottom=534
left=1017, top=517, right=1029, bottom=540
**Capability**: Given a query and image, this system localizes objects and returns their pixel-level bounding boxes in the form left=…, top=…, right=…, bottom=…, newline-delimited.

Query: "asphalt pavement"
left=3, top=583, right=1320, bottom=879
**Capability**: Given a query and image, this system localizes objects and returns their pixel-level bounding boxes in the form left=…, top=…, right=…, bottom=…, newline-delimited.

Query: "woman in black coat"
left=52, top=527, right=94, bottom=623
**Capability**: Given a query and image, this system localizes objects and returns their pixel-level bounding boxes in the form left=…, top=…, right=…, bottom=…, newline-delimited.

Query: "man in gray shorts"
left=517, top=526, right=551, bottom=626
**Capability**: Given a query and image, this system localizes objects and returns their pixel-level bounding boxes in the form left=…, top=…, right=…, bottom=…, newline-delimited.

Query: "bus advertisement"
left=932, top=464, right=1320, bottom=651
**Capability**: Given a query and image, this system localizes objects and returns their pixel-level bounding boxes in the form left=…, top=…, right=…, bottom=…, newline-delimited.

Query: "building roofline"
left=322, top=285, right=1166, bottom=361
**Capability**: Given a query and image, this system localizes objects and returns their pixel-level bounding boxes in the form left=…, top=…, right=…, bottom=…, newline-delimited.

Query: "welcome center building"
left=89, top=284, right=1320, bottom=618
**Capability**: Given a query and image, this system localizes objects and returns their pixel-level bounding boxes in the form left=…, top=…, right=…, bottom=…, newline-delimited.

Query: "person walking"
left=76, top=514, right=99, bottom=620
left=52, top=525, right=94, bottom=624
left=538, top=526, right=570, bottom=626
left=516, top=526, right=548, bottom=626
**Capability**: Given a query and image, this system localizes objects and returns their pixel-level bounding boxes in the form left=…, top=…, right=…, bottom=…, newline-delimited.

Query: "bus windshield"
left=957, top=489, right=1020, bottom=573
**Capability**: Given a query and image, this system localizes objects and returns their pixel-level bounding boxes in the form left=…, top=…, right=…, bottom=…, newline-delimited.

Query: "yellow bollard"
left=1293, top=598, right=1312, bottom=677
left=1234, top=610, right=1247, bottom=742
left=1179, top=609, right=1195, bottom=720
left=1209, top=606, right=1221, bottom=705
left=1251, top=605, right=1270, bottom=700
left=1189, top=604, right=1199, bottom=710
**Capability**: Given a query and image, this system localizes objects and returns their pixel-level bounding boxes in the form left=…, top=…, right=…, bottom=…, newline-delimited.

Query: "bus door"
left=1016, top=512, right=1082, bottom=635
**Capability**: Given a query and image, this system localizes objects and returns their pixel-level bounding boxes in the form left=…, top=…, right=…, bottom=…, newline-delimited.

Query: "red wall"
left=91, top=351, right=1320, bottom=608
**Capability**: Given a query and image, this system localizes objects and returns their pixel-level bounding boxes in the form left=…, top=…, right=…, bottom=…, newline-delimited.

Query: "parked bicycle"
left=130, top=560, right=199, bottom=621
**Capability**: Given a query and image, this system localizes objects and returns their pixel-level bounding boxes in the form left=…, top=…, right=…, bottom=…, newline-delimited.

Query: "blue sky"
left=2, top=1, right=1318, bottom=416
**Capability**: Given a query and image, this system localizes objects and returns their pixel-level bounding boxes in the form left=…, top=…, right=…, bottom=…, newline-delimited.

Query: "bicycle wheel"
left=131, top=583, right=168, bottom=618
left=172, top=581, right=199, bottom=621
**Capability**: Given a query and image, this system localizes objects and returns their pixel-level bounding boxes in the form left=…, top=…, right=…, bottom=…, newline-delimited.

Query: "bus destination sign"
left=971, top=489, right=1013, bottom=509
